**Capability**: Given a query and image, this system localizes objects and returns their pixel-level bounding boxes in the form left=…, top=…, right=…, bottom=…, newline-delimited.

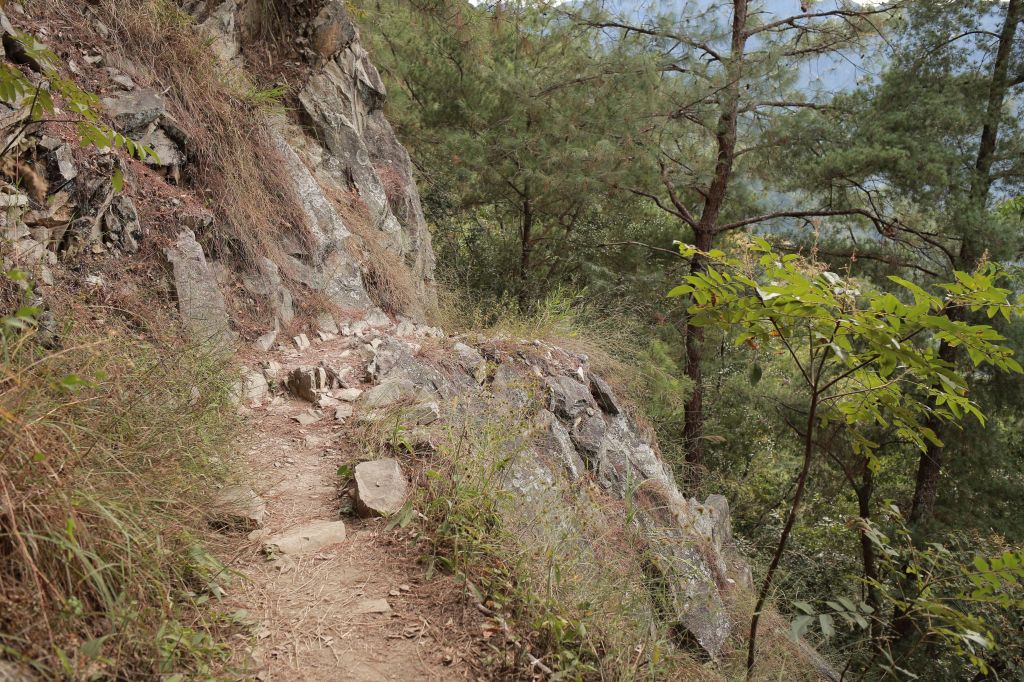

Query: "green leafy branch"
left=0, top=30, right=157, bottom=163
left=667, top=237, right=1023, bottom=676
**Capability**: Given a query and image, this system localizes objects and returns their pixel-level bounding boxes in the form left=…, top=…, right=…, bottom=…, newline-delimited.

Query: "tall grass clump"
left=0, top=270, right=241, bottom=679
left=406, top=399, right=712, bottom=681
left=436, top=287, right=647, bottom=393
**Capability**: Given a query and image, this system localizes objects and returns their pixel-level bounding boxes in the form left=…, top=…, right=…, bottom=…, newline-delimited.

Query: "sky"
left=466, top=1, right=898, bottom=92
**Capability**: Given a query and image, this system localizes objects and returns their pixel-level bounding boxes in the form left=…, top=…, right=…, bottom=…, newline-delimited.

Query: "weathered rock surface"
left=293, top=5, right=436, bottom=317
left=264, top=520, right=347, bottom=556
left=184, top=1, right=435, bottom=325
left=164, top=229, right=234, bottom=347
left=546, top=375, right=597, bottom=420
left=354, top=459, right=408, bottom=517
left=241, top=367, right=269, bottom=405
left=210, top=485, right=266, bottom=531
left=287, top=366, right=328, bottom=403
left=242, top=258, right=294, bottom=327
left=350, top=333, right=736, bottom=658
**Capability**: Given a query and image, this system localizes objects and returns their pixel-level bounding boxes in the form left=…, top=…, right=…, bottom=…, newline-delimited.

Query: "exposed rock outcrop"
left=164, top=229, right=235, bottom=347
left=350, top=328, right=739, bottom=658
left=188, top=0, right=437, bottom=323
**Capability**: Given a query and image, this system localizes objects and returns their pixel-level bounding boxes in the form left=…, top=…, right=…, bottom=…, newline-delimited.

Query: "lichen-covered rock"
left=353, top=336, right=735, bottom=659
left=537, top=410, right=586, bottom=481
left=102, top=87, right=165, bottom=134
left=242, top=257, right=295, bottom=327
left=546, top=375, right=597, bottom=420
left=101, top=195, right=142, bottom=253
left=269, top=127, right=377, bottom=312
left=295, top=12, right=436, bottom=317
left=453, top=341, right=488, bottom=384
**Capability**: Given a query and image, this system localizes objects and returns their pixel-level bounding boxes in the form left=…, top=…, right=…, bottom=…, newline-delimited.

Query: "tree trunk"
left=748, top=385, right=818, bottom=675
left=855, top=465, right=882, bottom=647
left=518, top=194, right=533, bottom=309
left=682, top=230, right=714, bottom=485
left=683, top=0, right=748, bottom=488
left=907, top=0, right=1020, bottom=524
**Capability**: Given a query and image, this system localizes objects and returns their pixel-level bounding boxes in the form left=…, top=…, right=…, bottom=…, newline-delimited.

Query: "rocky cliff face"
left=0, top=0, right=776, bottom=672
left=190, top=0, right=438, bottom=323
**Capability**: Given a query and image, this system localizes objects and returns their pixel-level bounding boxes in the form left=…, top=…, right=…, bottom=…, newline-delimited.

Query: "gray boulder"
left=453, top=342, right=488, bottom=383
left=546, top=375, right=597, bottom=420
left=589, top=373, right=622, bottom=415
left=102, top=88, right=165, bottom=135
left=101, top=195, right=142, bottom=253
left=286, top=366, right=328, bottom=403
left=354, top=459, right=408, bottom=517
left=361, top=378, right=428, bottom=410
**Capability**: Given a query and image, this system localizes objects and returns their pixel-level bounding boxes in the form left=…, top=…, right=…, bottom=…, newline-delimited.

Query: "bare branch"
left=716, top=208, right=883, bottom=233
left=596, top=240, right=686, bottom=259
left=578, top=18, right=724, bottom=62
left=744, top=7, right=895, bottom=39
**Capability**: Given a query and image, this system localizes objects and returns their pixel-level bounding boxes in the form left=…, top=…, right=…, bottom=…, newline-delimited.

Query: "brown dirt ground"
left=224, top=334, right=489, bottom=681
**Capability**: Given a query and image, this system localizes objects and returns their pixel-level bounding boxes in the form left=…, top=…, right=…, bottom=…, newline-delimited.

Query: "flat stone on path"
left=263, top=520, right=347, bottom=556
left=354, top=459, right=408, bottom=517
left=210, top=485, right=266, bottom=531
left=354, top=598, right=392, bottom=615
left=293, top=409, right=323, bottom=426
left=332, top=387, right=363, bottom=402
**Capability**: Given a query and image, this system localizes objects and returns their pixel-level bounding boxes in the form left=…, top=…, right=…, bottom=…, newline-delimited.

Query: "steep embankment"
left=1, top=1, right=832, bottom=680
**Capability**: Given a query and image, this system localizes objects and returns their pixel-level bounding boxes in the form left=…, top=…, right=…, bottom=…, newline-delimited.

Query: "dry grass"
left=373, top=161, right=406, bottom=209
left=435, top=286, right=647, bottom=410
left=0, top=280, right=244, bottom=679
left=37, top=0, right=311, bottom=275
left=328, top=185, right=417, bottom=316
left=718, top=590, right=837, bottom=682
left=401, top=388, right=716, bottom=681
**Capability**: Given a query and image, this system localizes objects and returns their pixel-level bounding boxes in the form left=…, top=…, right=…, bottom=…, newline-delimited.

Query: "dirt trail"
left=223, top=335, right=480, bottom=682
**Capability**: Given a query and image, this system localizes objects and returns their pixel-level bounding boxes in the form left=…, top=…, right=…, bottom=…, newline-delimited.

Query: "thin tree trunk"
left=747, top=387, right=818, bottom=675
left=907, top=0, right=1020, bottom=524
left=683, top=0, right=748, bottom=488
left=518, top=194, right=533, bottom=309
left=856, top=465, right=882, bottom=648
left=682, top=229, right=714, bottom=486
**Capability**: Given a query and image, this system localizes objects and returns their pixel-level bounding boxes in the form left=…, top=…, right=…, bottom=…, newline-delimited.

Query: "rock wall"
left=191, top=0, right=438, bottom=321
